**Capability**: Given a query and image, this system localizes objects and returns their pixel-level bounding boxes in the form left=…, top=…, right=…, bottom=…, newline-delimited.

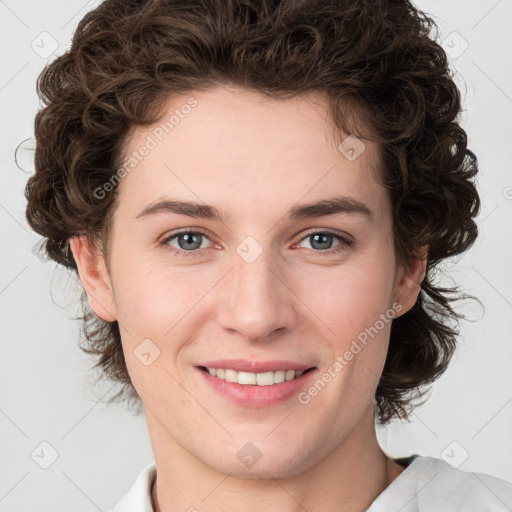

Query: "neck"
left=149, top=404, right=403, bottom=512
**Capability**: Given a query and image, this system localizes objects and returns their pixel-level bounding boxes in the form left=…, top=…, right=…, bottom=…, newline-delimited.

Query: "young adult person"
left=25, top=0, right=512, bottom=510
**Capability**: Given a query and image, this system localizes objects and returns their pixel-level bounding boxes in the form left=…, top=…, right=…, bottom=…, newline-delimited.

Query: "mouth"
left=198, top=366, right=316, bottom=386
left=195, top=358, right=318, bottom=407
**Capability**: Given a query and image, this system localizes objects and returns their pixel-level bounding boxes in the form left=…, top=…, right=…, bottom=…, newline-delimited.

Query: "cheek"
left=112, top=262, right=204, bottom=400
left=298, top=262, right=394, bottom=409
left=112, top=258, right=219, bottom=343
left=294, top=258, right=395, bottom=339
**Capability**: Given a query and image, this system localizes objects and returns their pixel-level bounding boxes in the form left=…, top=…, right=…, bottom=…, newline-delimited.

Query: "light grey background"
left=1, top=0, right=511, bottom=510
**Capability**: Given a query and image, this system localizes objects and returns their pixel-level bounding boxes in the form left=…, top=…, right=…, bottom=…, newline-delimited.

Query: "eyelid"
left=297, top=228, right=353, bottom=244
left=161, top=227, right=212, bottom=240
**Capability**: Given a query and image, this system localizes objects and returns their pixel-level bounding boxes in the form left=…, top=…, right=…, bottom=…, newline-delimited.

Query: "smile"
left=200, top=366, right=314, bottom=386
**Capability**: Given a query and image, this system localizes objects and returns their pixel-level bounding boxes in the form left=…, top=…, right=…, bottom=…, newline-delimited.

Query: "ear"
left=392, top=245, right=428, bottom=318
left=69, top=235, right=117, bottom=322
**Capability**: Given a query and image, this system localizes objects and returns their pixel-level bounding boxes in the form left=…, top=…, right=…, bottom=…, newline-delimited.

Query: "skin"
left=70, top=85, right=426, bottom=512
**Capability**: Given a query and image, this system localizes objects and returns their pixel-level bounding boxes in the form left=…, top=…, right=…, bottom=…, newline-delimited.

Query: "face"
left=72, top=85, right=424, bottom=479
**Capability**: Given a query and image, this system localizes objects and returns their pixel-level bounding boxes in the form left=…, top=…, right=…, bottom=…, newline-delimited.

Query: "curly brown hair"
left=24, top=0, right=480, bottom=424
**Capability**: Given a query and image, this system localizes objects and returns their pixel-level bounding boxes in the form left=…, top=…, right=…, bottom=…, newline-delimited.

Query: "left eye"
left=298, top=232, right=346, bottom=251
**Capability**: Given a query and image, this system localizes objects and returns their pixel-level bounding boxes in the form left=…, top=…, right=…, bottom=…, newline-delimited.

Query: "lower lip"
left=196, top=367, right=317, bottom=408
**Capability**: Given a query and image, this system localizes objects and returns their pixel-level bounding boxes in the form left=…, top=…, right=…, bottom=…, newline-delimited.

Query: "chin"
left=198, top=442, right=317, bottom=480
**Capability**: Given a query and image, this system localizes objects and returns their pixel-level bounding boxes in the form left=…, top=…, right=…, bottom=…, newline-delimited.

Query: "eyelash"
left=160, top=228, right=353, bottom=257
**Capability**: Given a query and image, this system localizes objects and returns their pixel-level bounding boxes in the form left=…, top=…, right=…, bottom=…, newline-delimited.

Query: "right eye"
left=160, top=229, right=216, bottom=256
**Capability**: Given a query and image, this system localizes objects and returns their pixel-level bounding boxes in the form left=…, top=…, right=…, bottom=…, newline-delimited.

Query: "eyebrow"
left=135, top=195, right=373, bottom=222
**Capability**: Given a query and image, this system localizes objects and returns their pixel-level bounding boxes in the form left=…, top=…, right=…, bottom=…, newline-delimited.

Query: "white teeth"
left=256, top=371, right=274, bottom=386
left=225, top=369, right=238, bottom=383
left=274, top=370, right=286, bottom=383
left=204, top=367, right=308, bottom=386
left=238, top=371, right=256, bottom=385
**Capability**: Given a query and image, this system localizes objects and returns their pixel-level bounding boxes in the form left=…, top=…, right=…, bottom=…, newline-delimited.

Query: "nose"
left=217, top=246, right=298, bottom=342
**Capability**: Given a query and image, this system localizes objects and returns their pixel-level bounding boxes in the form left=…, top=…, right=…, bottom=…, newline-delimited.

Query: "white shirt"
left=110, top=455, right=512, bottom=511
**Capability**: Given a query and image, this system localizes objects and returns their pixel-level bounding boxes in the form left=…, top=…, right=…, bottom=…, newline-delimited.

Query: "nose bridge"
left=218, top=238, right=297, bottom=340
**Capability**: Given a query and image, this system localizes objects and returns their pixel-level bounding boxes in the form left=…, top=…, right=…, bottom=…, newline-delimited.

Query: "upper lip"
left=197, top=359, right=315, bottom=373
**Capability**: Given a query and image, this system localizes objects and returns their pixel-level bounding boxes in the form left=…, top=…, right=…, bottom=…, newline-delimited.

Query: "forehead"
left=115, top=86, right=389, bottom=222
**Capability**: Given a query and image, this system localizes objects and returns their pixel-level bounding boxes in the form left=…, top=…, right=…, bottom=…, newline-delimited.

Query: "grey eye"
left=301, top=233, right=341, bottom=251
